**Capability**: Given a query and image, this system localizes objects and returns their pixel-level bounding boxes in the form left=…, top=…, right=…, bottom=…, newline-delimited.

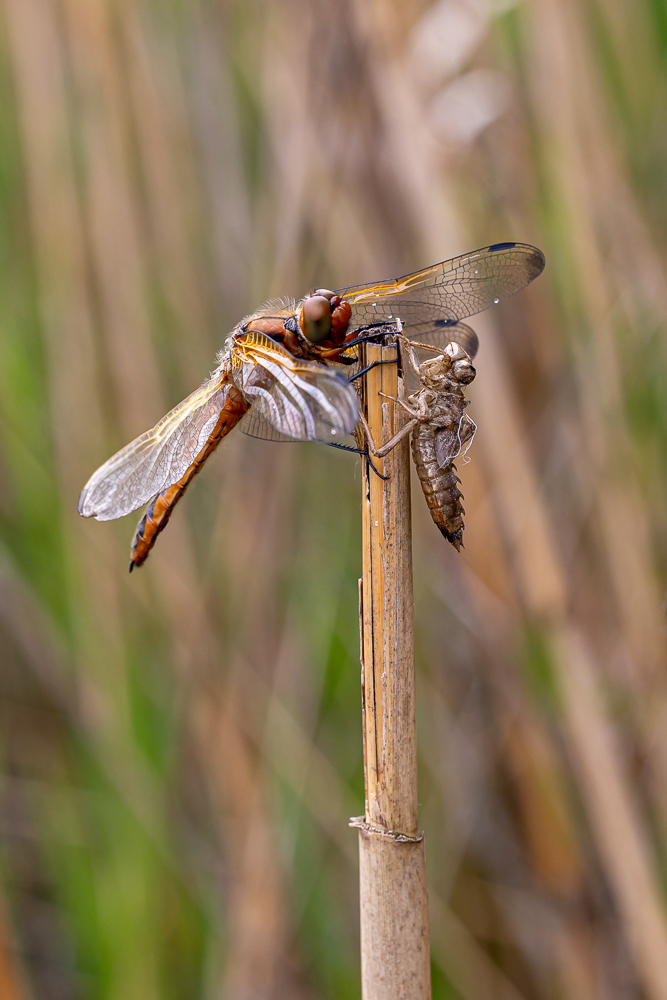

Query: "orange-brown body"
left=239, top=299, right=353, bottom=361
left=129, top=384, right=250, bottom=570
left=329, top=300, right=353, bottom=344
left=128, top=297, right=356, bottom=571
left=244, top=316, right=289, bottom=339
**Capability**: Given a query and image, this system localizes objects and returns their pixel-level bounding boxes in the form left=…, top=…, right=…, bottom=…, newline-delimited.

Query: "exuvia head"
left=446, top=342, right=476, bottom=384
left=419, top=342, right=476, bottom=388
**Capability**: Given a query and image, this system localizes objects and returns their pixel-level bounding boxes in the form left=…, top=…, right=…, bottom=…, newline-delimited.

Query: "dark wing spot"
left=488, top=242, right=517, bottom=251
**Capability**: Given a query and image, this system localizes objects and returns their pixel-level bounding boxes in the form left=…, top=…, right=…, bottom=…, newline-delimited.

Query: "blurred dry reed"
left=0, top=0, right=666, bottom=998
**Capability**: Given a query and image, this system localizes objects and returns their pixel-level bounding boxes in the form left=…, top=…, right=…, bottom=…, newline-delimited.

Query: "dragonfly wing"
left=335, top=242, right=545, bottom=330
left=240, top=409, right=302, bottom=443
left=407, top=321, right=479, bottom=359
left=231, top=332, right=359, bottom=443
left=78, top=371, right=230, bottom=520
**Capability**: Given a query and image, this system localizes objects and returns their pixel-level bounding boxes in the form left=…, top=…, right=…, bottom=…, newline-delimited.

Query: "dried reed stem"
left=353, top=341, right=431, bottom=1000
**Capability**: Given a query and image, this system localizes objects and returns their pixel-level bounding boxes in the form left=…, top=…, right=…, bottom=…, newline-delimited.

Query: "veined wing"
left=334, top=242, right=545, bottom=331
left=231, top=331, right=358, bottom=442
left=329, top=323, right=479, bottom=393
left=240, top=410, right=302, bottom=443
left=406, top=321, right=479, bottom=359
left=79, top=371, right=230, bottom=520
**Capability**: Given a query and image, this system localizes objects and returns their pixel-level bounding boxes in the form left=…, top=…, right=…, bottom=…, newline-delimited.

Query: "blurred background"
left=0, top=0, right=666, bottom=997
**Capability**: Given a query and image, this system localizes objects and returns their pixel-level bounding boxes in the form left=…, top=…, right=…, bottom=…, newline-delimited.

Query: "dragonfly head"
left=302, top=294, right=333, bottom=343
left=300, top=289, right=352, bottom=348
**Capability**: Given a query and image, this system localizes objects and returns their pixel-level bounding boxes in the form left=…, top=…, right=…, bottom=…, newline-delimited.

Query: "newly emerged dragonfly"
left=78, top=242, right=545, bottom=570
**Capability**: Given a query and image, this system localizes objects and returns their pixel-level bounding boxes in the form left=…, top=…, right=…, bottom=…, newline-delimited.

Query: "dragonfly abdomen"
left=411, top=422, right=465, bottom=551
left=130, top=386, right=250, bottom=571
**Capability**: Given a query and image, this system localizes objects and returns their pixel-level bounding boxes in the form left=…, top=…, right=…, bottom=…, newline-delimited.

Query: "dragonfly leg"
left=366, top=454, right=389, bottom=481
left=331, top=323, right=396, bottom=352
left=328, top=441, right=388, bottom=480
left=347, top=357, right=398, bottom=383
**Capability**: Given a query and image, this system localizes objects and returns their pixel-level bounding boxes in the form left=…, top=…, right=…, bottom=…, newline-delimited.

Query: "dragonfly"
left=78, top=241, right=545, bottom=570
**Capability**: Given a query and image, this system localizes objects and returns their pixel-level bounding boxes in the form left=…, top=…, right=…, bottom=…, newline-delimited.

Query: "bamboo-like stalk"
left=352, top=341, right=431, bottom=1000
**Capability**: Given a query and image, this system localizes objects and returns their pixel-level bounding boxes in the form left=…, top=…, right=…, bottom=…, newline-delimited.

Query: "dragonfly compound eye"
left=302, top=295, right=333, bottom=343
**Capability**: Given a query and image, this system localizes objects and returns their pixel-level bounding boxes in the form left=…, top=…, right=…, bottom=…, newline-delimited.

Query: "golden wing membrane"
left=231, top=331, right=359, bottom=442
left=78, top=372, right=229, bottom=521
left=334, top=242, right=545, bottom=330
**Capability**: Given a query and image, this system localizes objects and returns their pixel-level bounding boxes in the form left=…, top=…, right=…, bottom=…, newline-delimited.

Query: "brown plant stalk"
left=353, top=341, right=431, bottom=1000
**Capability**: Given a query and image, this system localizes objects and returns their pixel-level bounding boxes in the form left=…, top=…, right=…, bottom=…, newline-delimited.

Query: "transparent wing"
left=78, top=371, right=230, bottom=520
left=334, top=242, right=545, bottom=331
left=328, top=323, right=478, bottom=394
left=328, top=349, right=362, bottom=382
left=240, top=409, right=301, bottom=443
left=406, top=321, right=479, bottom=359
left=231, top=331, right=359, bottom=442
